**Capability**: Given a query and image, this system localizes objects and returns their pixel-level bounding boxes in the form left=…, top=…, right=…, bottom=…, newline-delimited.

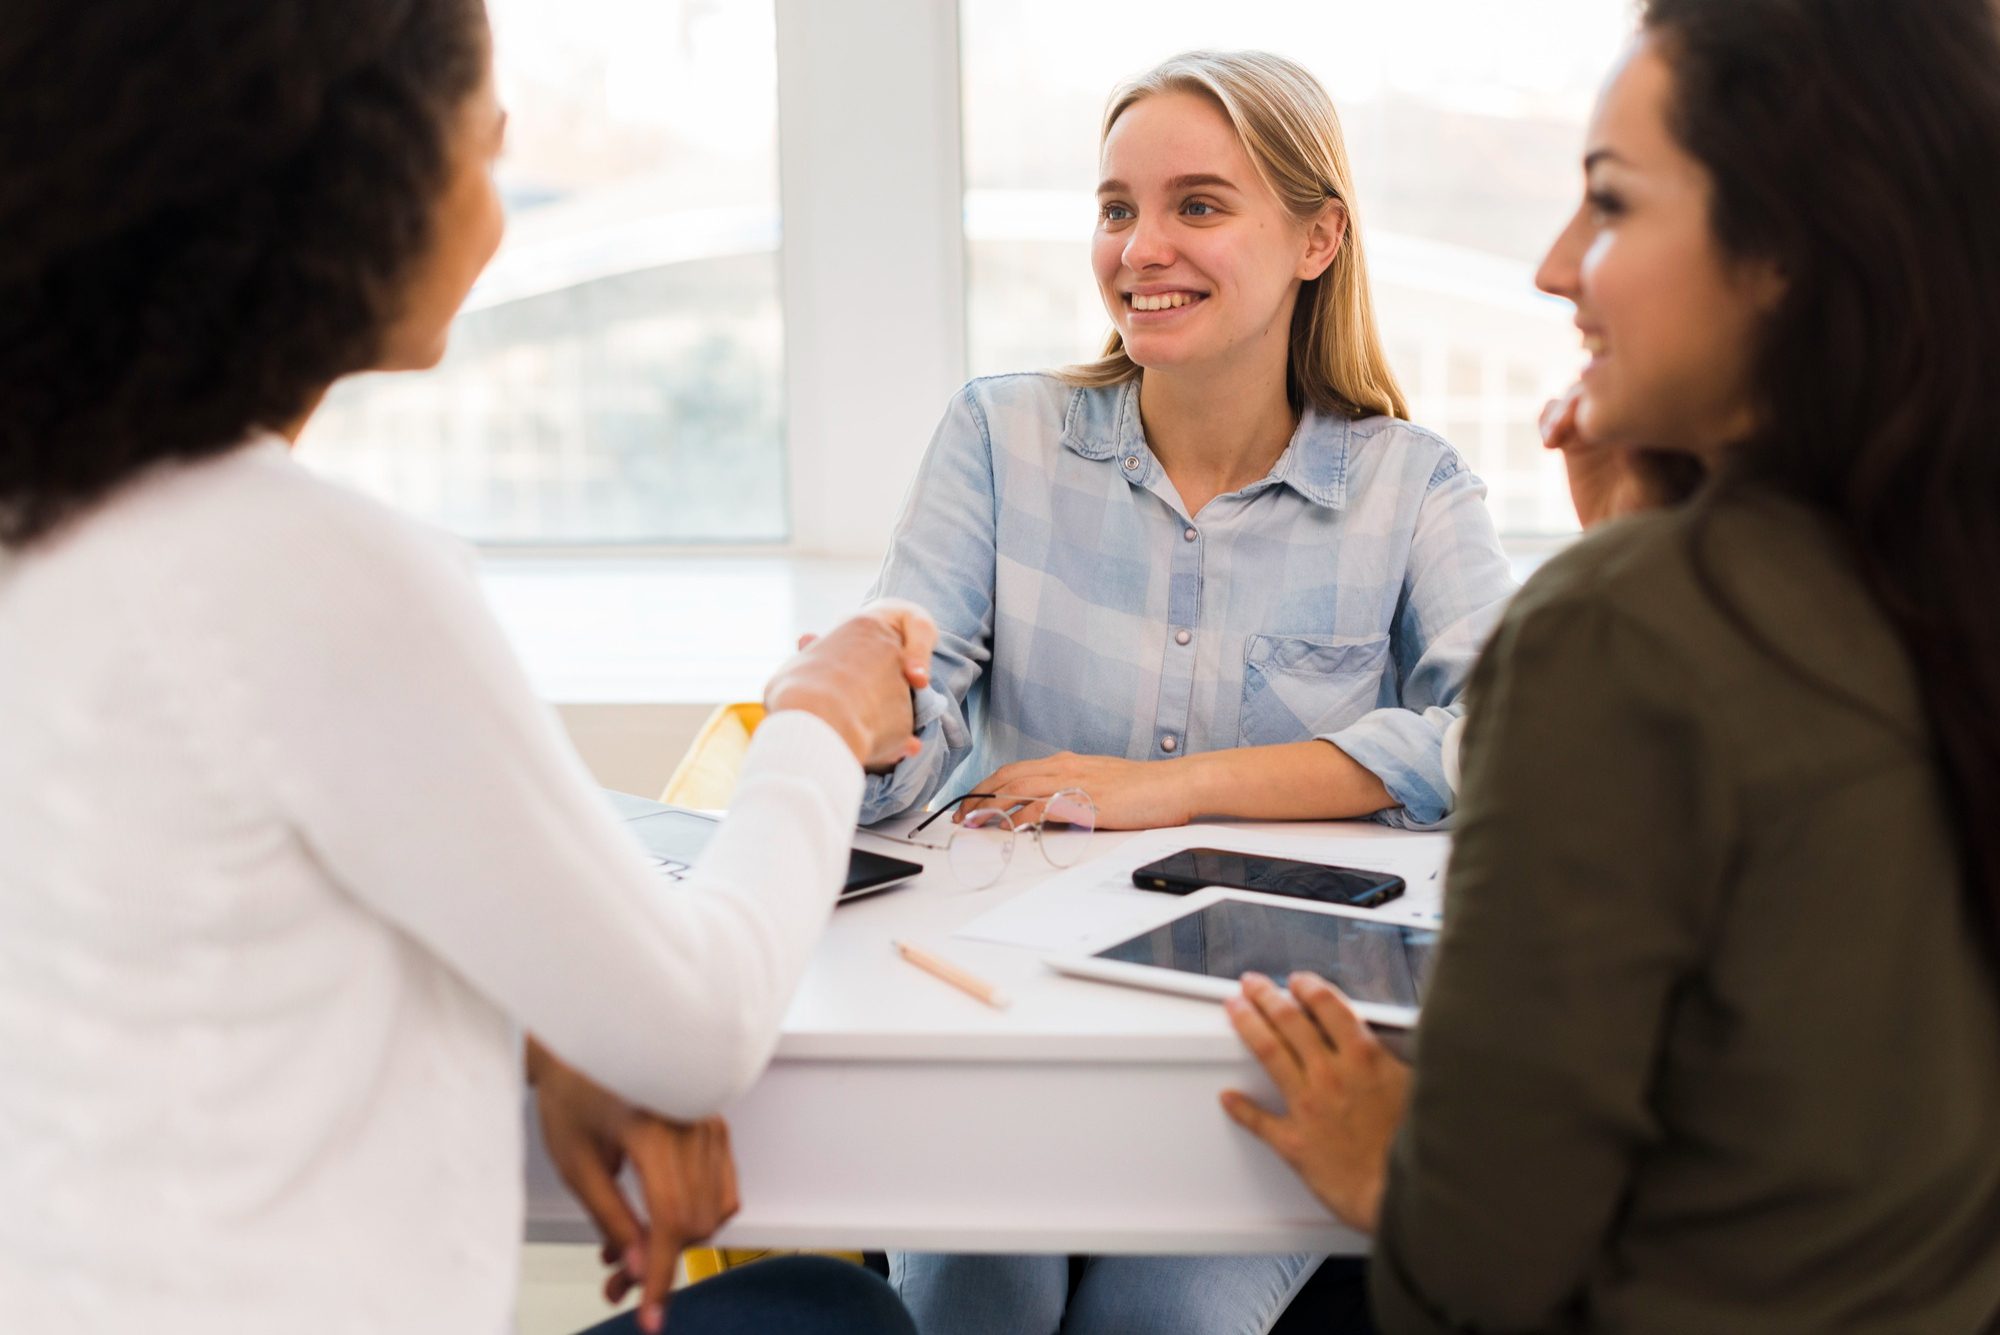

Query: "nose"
left=1536, top=207, right=1588, bottom=303
left=1122, top=212, right=1176, bottom=271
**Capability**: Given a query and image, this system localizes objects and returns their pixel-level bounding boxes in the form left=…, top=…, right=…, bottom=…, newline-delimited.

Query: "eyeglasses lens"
left=1034, top=789, right=1096, bottom=868
left=949, top=808, right=1016, bottom=888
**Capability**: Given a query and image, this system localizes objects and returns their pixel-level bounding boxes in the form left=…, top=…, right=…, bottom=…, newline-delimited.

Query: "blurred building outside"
left=298, top=0, right=1633, bottom=547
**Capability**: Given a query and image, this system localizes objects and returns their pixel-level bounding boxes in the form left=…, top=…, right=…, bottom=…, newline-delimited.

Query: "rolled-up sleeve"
left=858, top=388, right=994, bottom=824
left=1326, top=459, right=1515, bottom=828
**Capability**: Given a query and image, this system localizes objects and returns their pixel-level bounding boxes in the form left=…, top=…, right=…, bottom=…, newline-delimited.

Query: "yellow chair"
left=684, top=1246, right=877, bottom=1285
left=660, top=702, right=767, bottom=808
left=667, top=702, right=867, bottom=1285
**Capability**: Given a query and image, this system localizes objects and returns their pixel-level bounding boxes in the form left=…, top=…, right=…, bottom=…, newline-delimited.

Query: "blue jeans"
left=578, top=1255, right=916, bottom=1335
left=887, top=1253, right=1323, bottom=1335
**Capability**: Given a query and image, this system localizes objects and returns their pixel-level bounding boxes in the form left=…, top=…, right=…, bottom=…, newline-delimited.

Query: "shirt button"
left=1161, top=735, right=1178, bottom=753
left=1123, top=456, right=1140, bottom=470
left=1175, top=629, right=1191, bottom=645
left=1183, top=527, right=1198, bottom=542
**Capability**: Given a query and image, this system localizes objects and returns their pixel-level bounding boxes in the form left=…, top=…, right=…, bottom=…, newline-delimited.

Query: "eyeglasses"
left=901, top=789, right=1098, bottom=889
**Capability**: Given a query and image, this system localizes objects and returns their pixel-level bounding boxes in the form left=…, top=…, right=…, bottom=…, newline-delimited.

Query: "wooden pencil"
left=894, top=939, right=1012, bottom=1009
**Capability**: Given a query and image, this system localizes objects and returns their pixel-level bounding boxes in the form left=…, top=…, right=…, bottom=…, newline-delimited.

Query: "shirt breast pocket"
left=1238, top=633, right=1392, bottom=747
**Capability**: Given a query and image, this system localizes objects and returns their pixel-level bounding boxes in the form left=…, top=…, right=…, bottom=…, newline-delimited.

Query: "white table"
left=526, top=818, right=1431, bottom=1255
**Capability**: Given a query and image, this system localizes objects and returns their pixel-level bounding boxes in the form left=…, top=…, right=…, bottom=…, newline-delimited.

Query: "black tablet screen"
left=1094, top=899, right=1438, bottom=1008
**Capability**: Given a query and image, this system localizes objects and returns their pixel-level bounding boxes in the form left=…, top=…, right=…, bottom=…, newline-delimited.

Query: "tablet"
left=1044, top=890, right=1437, bottom=1028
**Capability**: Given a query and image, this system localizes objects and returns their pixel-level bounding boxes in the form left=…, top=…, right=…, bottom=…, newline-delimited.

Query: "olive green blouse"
left=1372, top=494, right=2000, bottom=1333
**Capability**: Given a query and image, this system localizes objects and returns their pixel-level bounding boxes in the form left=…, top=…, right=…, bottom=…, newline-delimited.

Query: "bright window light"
left=298, top=0, right=787, bottom=544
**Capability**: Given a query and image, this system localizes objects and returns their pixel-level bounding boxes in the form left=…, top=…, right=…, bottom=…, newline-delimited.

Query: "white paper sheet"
left=953, top=826, right=1449, bottom=954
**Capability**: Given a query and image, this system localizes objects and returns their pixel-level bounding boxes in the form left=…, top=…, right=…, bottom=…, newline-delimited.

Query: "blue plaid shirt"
left=860, top=374, right=1516, bottom=830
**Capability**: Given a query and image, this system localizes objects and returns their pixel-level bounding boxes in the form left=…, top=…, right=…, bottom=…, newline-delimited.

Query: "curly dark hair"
left=0, top=0, right=488, bottom=545
left=1645, top=0, right=2000, bottom=961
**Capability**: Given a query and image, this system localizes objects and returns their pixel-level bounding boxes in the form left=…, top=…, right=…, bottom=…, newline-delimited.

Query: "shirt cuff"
left=1324, top=706, right=1459, bottom=830
left=857, top=685, right=957, bottom=824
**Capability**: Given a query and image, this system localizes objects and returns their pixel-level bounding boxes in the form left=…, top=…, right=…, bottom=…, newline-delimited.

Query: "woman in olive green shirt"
left=1220, top=1, right=2000, bottom=1331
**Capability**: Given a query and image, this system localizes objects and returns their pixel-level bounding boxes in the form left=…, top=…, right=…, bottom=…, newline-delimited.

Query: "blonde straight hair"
left=1062, top=50, right=1409, bottom=422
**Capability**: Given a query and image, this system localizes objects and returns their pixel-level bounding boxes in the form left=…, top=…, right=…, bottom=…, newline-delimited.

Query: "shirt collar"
left=1060, top=379, right=1353, bottom=511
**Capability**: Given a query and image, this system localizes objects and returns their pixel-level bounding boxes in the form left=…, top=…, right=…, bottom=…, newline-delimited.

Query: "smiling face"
left=1093, top=90, right=1342, bottom=381
left=1535, top=37, right=1780, bottom=458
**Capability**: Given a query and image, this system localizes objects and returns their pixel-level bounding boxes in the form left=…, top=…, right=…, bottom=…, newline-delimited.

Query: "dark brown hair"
left=1646, top=0, right=2000, bottom=948
left=0, top=0, right=488, bottom=545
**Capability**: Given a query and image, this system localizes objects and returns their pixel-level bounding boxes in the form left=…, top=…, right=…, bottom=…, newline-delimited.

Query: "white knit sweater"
left=0, top=440, right=862, bottom=1334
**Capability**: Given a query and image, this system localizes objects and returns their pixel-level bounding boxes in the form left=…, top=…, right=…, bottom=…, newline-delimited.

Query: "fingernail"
left=640, top=1305, right=662, bottom=1334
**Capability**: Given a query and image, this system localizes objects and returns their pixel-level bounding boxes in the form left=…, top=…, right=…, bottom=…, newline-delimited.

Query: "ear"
left=1298, top=198, right=1348, bottom=282
left=1741, top=256, right=1787, bottom=315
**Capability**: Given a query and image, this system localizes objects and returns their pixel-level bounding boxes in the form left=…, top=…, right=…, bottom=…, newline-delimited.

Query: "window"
left=297, top=0, right=787, bottom=544
left=296, top=0, right=1630, bottom=559
left=959, top=0, right=1636, bottom=535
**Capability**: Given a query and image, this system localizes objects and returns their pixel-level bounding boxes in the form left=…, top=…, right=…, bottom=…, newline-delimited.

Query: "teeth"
left=1131, top=293, right=1195, bottom=311
left=1581, top=333, right=1606, bottom=354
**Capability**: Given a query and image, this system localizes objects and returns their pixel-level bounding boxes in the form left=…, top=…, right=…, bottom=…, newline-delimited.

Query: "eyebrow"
left=1583, top=149, right=1626, bottom=170
left=1096, top=173, right=1241, bottom=195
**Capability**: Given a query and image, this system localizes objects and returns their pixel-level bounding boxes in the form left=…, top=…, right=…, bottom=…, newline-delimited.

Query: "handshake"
left=762, top=597, right=940, bottom=772
left=529, top=599, right=938, bottom=1333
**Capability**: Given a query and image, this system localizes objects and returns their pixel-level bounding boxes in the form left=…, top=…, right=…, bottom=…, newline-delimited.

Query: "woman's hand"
left=527, top=1039, right=741, bottom=1334
left=1542, top=383, right=1669, bottom=529
left=968, top=741, right=1395, bottom=830
left=765, top=599, right=938, bottom=770
left=1220, top=972, right=1411, bottom=1235
left=849, top=598, right=939, bottom=691
left=969, top=752, right=1194, bottom=830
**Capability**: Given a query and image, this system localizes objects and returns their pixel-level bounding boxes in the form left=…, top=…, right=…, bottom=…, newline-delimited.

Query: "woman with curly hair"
left=0, top=3, right=925, bottom=1333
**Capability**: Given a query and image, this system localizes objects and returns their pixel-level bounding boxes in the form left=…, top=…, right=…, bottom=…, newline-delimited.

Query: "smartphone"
left=1131, top=847, right=1405, bottom=909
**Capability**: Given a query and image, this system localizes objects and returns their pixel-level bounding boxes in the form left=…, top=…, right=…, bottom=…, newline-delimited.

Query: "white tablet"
left=1044, top=888, right=1437, bottom=1029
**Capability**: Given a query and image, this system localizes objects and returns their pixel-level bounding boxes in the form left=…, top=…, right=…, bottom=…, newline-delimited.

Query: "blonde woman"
left=860, top=51, right=1512, bottom=847
left=868, top=51, right=1513, bottom=1335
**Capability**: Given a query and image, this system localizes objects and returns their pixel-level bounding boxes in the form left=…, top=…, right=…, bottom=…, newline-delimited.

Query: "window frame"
left=472, top=0, right=970, bottom=560
left=772, top=0, right=970, bottom=562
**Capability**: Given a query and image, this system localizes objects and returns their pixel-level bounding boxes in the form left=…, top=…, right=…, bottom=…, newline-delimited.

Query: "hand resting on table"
left=1220, top=971, right=1411, bottom=1235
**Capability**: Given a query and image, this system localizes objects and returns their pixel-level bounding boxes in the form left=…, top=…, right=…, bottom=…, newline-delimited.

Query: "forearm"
left=1183, top=740, right=1396, bottom=821
left=525, top=713, right=860, bottom=1117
